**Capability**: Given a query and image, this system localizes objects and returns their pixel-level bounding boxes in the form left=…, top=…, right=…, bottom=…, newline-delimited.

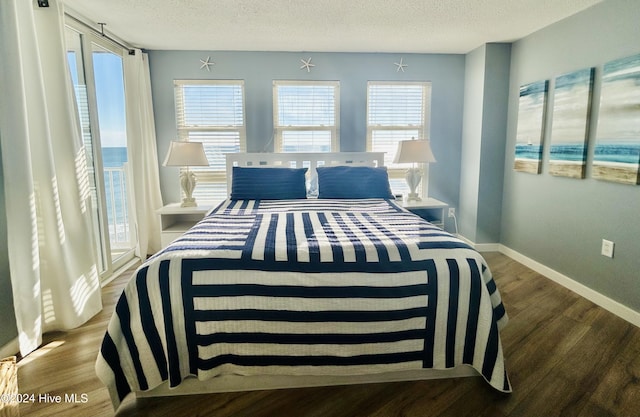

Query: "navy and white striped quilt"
left=96, top=199, right=510, bottom=408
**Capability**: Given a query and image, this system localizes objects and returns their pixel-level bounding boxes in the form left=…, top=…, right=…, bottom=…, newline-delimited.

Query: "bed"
left=96, top=152, right=511, bottom=409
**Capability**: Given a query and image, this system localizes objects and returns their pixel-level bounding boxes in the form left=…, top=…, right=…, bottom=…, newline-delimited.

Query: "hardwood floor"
left=15, top=252, right=640, bottom=417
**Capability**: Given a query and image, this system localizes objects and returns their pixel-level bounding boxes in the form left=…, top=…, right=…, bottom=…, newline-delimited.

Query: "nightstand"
left=157, top=203, right=213, bottom=248
left=400, top=197, right=448, bottom=229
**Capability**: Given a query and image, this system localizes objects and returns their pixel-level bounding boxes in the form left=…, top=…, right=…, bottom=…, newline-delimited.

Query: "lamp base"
left=405, top=168, right=423, bottom=202
left=406, top=193, right=422, bottom=202
left=180, top=169, right=198, bottom=207
left=181, top=197, right=197, bottom=208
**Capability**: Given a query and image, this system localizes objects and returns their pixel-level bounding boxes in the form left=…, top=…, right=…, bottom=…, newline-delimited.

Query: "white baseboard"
left=499, top=245, right=640, bottom=328
left=473, top=243, right=501, bottom=252
left=455, top=234, right=640, bottom=328
left=455, top=235, right=500, bottom=253
left=0, top=338, right=19, bottom=359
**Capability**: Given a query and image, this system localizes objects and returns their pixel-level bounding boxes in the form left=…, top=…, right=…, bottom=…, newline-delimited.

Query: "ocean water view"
left=103, top=146, right=128, bottom=167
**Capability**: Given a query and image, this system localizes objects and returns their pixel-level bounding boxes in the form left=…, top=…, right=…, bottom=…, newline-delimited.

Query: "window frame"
left=366, top=81, right=432, bottom=196
left=273, top=80, right=340, bottom=152
left=174, top=79, right=247, bottom=202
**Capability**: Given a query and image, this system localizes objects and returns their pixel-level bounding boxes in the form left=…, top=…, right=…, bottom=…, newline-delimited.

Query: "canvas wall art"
left=548, top=68, right=595, bottom=178
left=593, top=53, right=640, bottom=185
left=514, top=80, right=548, bottom=174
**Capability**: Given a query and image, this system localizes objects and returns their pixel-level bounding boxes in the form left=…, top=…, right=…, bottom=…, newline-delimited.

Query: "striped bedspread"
left=96, top=199, right=511, bottom=408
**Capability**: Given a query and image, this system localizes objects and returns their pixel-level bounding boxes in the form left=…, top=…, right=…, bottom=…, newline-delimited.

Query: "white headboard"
left=225, top=152, right=385, bottom=196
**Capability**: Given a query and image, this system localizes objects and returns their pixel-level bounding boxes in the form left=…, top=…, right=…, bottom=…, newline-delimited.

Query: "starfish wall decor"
left=300, top=57, right=315, bottom=72
left=394, top=57, right=408, bottom=72
left=200, top=56, right=215, bottom=71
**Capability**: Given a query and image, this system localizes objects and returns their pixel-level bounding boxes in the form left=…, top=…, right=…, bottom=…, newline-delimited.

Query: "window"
left=366, top=82, right=432, bottom=195
left=273, top=81, right=340, bottom=152
left=174, top=80, right=246, bottom=201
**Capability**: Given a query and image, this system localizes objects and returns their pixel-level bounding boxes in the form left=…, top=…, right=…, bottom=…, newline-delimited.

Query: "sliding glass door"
left=65, top=25, right=136, bottom=280
left=91, top=43, right=135, bottom=265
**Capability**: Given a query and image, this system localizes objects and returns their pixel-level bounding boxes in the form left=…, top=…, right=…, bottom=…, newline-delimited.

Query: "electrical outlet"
left=448, top=208, right=456, bottom=218
left=601, top=239, right=614, bottom=258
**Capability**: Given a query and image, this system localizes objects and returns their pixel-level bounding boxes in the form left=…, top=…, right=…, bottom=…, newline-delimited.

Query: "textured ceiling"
left=61, top=0, right=602, bottom=53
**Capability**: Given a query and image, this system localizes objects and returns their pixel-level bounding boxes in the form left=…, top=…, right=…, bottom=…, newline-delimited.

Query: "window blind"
left=273, top=81, right=339, bottom=152
left=366, top=82, right=432, bottom=195
left=174, top=80, right=246, bottom=202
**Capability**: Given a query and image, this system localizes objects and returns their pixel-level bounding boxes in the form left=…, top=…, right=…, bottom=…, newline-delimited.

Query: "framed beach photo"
left=514, top=80, right=548, bottom=174
left=549, top=68, right=595, bottom=179
left=592, top=53, right=640, bottom=185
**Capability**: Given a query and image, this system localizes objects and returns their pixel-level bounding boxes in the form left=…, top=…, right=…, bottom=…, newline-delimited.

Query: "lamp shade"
left=163, top=141, right=209, bottom=167
left=393, top=139, right=437, bottom=164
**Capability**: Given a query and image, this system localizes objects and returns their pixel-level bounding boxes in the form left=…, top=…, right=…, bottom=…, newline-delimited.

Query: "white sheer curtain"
left=0, top=0, right=102, bottom=356
left=124, top=51, right=164, bottom=258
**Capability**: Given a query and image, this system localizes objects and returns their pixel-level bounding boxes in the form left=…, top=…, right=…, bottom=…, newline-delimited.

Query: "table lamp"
left=393, top=137, right=437, bottom=202
left=163, top=141, right=209, bottom=207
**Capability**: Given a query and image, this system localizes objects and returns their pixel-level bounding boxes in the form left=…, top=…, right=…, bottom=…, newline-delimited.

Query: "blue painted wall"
left=459, top=43, right=510, bottom=245
left=501, top=0, right=640, bottom=311
left=148, top=51, right=466, bottom=228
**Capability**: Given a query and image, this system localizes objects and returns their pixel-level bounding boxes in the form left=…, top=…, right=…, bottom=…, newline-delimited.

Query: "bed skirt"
left=136, top=366, right=479, bottom=398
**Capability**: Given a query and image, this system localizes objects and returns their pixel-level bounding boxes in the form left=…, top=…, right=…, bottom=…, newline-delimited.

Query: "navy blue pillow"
left=230, top=166, right=308, bottom=200
left=317, top=166, right=394, bottom=199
